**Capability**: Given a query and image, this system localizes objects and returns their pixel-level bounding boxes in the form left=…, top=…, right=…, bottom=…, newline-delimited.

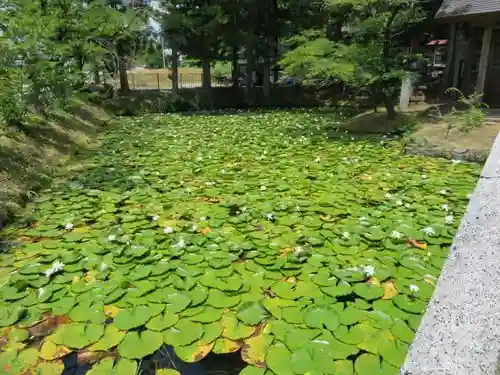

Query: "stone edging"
left=400, top=132, right=500, bottom=375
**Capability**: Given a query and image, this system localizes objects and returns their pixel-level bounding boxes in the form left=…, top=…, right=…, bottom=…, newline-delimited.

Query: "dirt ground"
left=0, top=98, right=111, bottom=226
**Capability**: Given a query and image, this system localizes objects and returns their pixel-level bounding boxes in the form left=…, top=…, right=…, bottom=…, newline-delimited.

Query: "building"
left=436, top=0, right=500, bottom=106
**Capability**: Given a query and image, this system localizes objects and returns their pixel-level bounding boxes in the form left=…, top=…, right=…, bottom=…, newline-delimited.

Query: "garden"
left=0, top=111, right=481, bottom=375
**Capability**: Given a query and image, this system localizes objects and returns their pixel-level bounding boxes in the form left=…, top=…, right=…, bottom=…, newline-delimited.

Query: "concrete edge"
left=400, top=131, right=500, bottom=375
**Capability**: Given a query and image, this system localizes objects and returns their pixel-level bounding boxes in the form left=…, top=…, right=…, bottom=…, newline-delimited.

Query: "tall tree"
left=281, top=0, right=431, bottom=119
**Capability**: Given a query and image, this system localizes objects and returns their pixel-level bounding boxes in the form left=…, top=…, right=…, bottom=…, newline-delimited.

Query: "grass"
left=0, top=110, right=481, bottom=374
left=127, top=68, right=229, bottom=90
left=0, top=97, right=112, bottom=227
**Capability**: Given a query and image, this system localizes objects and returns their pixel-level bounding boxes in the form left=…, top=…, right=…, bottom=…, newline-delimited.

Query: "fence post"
left=131, top=75, right=135, bottom=90
left=157, top=73, right=160, bottom=91
left=179, top=74, right=183, bottom=89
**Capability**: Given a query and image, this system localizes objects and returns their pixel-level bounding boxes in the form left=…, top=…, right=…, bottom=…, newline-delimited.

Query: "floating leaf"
left=241, top=329, right=273, bottom=367
left=90, top=325, right=126, bottom=351
left=146, top=311, right=179, bottom=331
left=156, top=370, right=181, bottom=375
left=353, top=283, right=384, bottom=301
left=212, top=337, right=243, bottom=354
left=163, top=320, right=204, bottom=346
left=114, top=305, right=152, bottom=330
left=191, top=306, right=224, bottom=323
left=51, top=323, right=104, bottom=349
left=237, top=303, right=269, bottom=326
left=39, top=340, right=72, bottom=360
left=284, top=328, right=321, bottom=351
left=266, top=343, right=294, bottom=375
left=239, top=366, right=266, bottom=375
left=175, top=341, right=215, bottom=362
left=222, top=315, right=255, bottom=341
left=382, top=281, right=398, bottom=299
left=118, top=331, right=163, bottom=359
left=38, top=361, right=65, bottom=375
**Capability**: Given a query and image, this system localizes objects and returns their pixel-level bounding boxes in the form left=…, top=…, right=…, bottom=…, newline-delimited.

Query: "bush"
left=445, top=88, right=488, bottom=133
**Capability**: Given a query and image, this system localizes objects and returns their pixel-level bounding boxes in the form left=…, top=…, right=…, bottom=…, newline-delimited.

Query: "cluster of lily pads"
left=0, top=111, right=480, bottom=375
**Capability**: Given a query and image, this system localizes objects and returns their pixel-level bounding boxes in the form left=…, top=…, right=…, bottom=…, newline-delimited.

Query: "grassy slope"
left=0, top=97, right=112, bottom=226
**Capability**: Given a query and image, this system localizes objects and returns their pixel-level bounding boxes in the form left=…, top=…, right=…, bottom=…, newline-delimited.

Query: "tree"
left=162, top=0, right=226, bottom=92
left=281, top=0, right=431, bottom=119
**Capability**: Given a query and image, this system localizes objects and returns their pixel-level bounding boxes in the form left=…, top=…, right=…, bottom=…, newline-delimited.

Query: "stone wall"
left=400, top=132, right=500, bottom=375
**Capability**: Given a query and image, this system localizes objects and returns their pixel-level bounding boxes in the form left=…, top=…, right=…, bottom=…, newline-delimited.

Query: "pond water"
left=0, top=111, right=481, bottom=374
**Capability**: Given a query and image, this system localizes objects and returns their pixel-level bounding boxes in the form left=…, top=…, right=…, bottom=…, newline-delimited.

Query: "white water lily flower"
left=439, top=189, right=448, bottom=195
left=409, top=284, right=420, bottom=293
left=451, top=159, right=461, bottom=164
left=423, top=226, right=435, bottom=236
left=314, top=157, right=321, bottom=162
left=52, top=261, right=64, bottom=273
left=191, top=224, right=197, bottom=231
left=64, top=223, right=74, bottom=231
left=359, top=216, right=368, bottom=222
left=295, top=205, right=301, bottom=212
left=266, top=213, right=274, bottom=221
left=241, top=207, right=247, bottom=212
left=172, top=238, right=186, bottom=249
left=164, top=227, right=174, bottom=234
left=293, top=246, right=306, bottom=256
left=390, top=231, right=403, bottom=239
left=404, top=203, right=411, bottom=208
left=363, top=265, right=375, bottom=277
left=220, top=169, right=225, bottom=174
left=108, top=234, right=116, bottom=242
left=342, top=232, right=350, bottom=239
left=260, top=185, right=267, bottom=191
left=384, top=193, right=392, bottom=199
left=421, top=175, right=428, bottom=179
left=395, top=200, right=403, bottom=206
left=45, top=260, right=65, bottom=277
left=442, top=204, right=449, bottom=212
left=151, top=216, right=159, bottom=221
left=445, top=215, right=454, bottom=224
left=205, top=181, right=216, bottom=186
left=99, top=262, right=108, bottom=272
left=200, top=216, right=207, bottom=221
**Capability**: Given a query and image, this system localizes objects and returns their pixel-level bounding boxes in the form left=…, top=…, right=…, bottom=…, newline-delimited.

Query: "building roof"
left=436, top=0, right=500, bottom=19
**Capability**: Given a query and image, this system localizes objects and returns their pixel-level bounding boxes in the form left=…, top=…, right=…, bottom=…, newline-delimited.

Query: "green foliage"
left=212, top=61, right=232, bottom=84
left=281, top=0, right=431, bottom=118
left=444, top=88, right=488, bottom=132
left=0, top=110, right=480, bottom=372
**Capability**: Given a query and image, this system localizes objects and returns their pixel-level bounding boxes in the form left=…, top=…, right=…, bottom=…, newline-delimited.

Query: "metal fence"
left=126, top=71, right=230, bottom=91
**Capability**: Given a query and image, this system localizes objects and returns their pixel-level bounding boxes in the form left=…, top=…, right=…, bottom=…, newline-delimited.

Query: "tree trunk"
left=231, top=44, right=239, bottom=88
left=245, top=42, right=254, bottom=105
left=383, top=95, right=397, bottom=120
left=93, top=66, right=100, bottom=85
left=201, top=58, right=211, bottom=91
left=117, top=42, right=130, bottom=92
left=263, top=57, right=271, bottom=99
left=171, top=41, right=179, bottom=94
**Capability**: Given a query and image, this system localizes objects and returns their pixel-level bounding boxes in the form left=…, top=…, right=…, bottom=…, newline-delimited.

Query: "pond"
left=0, top=111, right=481, bottom=374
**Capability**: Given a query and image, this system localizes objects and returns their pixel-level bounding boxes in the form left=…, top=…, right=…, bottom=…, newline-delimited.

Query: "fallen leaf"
left=104, top=305, right=121, bottom=318
left=28, top=315, right=71, bottom=337
left=39, top=340, right=72, bottom=360
left=366, top=277, right=380, bottom=286
left=382, top=281, right=398, bottom=300
left=407, top=239, right=427, bottom=250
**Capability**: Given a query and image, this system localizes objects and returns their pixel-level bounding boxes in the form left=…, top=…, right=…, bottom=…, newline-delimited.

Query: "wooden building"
left=436, top=0, right=500, bottom=106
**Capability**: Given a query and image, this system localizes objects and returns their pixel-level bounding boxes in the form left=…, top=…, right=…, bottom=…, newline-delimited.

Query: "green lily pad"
left=164, top=320, right=204, bottom=346
left=118, top=330, right=163, bottom=359
left=114, top=305, right=153, bottom=330
left=237, top=302, right=269, bottom=326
